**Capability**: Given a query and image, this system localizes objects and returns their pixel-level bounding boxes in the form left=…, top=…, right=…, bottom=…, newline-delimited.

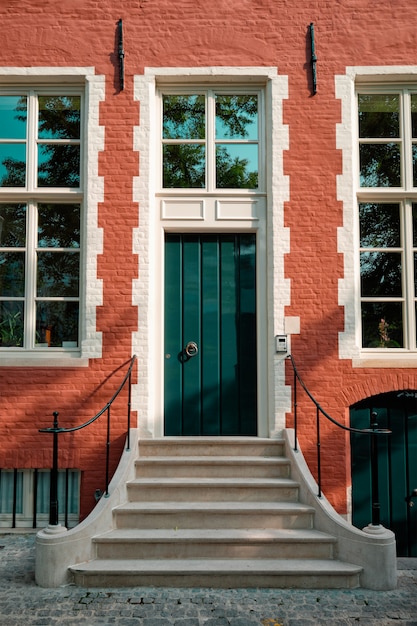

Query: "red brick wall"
left=1, top=0, right=417, bottom=518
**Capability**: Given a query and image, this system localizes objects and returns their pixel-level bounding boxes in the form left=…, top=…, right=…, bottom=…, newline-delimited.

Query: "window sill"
left=0, top=352, right=89, bottom=368
left=353, top=351, right=417, bottom=368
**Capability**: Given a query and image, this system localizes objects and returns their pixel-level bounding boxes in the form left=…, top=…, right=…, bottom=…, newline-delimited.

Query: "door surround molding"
left=133, top=67, right=291, bottom=438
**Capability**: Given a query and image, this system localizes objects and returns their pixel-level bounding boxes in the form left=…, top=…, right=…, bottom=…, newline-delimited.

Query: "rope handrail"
left=287, top=354, right=390, bottom=435
left=286, top=353, right=390, bottom=527
left=39, top=354, right=136, bottom=526
left=39, top=354, right=137, bottom=435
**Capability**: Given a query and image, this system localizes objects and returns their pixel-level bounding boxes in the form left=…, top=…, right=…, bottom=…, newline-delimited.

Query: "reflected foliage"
left=358, top=94, right=400, bottom=138
left=163, top=93, right=258, bottom=189
left=360, top=203, right=400, bottom=248
left=38, top=203, right=80, bottom=248
left=360, top=143, right=401, bottom=187
left=0, top=95, right=80, bottom=188
left=215, top=95, right=258, bottom=139
left=359, top=202, right=404, bottom=348
left=37, top=251, right=79, bottom=298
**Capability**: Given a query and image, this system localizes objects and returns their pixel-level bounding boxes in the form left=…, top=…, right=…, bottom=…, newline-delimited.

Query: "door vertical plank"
left=220, top=236, right=239, bottom=434
left=238, top=234, right=257, bottom=435
left=182, top=236, right=202, bottom=435
left=201, top=236, right=221, bottom=434
left=164, top=235, right=183, bottom=435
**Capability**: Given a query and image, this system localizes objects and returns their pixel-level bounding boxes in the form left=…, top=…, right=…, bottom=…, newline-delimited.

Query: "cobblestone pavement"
left=0, top=534, right=416, bottom=626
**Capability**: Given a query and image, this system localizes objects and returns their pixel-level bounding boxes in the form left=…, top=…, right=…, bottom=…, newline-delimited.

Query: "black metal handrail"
left=287, top=354, right=391, bottom=527
left=39, top=354, right=136, bottom=527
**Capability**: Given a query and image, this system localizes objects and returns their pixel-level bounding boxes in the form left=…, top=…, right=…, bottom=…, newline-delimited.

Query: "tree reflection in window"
left=162, top=93, right=259, bottom=189
left=0, top=95, right=80, bottom=188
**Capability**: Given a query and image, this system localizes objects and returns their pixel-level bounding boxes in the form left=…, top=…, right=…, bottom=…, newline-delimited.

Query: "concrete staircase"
left=70, top=437, right=362, bottom=588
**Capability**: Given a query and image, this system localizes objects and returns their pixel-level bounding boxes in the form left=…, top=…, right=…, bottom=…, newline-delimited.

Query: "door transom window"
left=160, top=89, right=262, bottom=192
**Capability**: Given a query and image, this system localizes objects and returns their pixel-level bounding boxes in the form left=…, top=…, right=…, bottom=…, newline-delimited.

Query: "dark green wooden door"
left=350, top=392, right=417, bottom=556
left=164, top=234, right=257, bottom=436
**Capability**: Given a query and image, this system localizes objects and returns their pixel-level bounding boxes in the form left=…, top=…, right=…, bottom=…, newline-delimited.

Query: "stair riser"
left=94, top=541, right=335, bottom=560
left=135, top=463, right=290, bottom=479
left=114, top=511, right=314, bottom=530
left=139, top=442, right=285, bottom=458
left=72, top=571, right=360, bottom=589
left=126, top=484, right=299, bottom=502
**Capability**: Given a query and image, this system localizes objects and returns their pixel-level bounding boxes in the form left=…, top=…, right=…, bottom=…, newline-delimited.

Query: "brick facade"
left=1, top=0, right=417, bottom=521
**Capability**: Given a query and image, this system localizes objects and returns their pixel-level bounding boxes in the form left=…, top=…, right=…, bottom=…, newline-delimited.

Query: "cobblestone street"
left=0, top=534, right=416, bottom=625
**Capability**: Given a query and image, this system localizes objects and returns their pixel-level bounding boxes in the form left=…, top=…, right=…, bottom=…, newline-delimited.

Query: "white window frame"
left=0, top=68, right=104, bottom=366
left=158, top=87, right=265, bottom=194
left=337, top=66, right=417, bottom=367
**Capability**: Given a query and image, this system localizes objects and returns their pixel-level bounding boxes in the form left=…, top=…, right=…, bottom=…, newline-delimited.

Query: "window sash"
left=159, top=87, right=263, bottom=192
left=357, top=88, right=417, bottom=351
left=0, top=89, right=83, bottom=192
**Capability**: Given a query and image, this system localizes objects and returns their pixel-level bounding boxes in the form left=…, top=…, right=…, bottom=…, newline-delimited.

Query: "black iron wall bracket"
left=118, top=18, right=125, bottom=91
left=309, top=22, right=317, bottom=95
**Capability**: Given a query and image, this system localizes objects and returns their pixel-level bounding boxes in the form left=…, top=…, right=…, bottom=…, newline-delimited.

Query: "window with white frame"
left=358, top=88, right=417, bottom=350
left=160, top=89, right=261, bottom=191
left=0, top=91, right=82, bottom=350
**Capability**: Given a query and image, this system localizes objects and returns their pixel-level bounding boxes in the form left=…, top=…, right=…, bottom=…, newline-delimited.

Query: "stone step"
left=113, top=501, right=315, bottom=530
left=93, top=528, right=337, bottom=560
left=70, top=558, right=362, bottom=589
left=135, top=456, right=291, bottom=478
left=126, top=477, right=300, bottom=502
left=138, top=437, right=285, bottom=458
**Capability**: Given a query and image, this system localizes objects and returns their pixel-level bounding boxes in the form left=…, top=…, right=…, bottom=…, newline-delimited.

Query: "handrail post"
left=105, top=406, right=111, bottom=497
left=293, top=362, right=298, bottom=451
left=316, top=406, right=322, bottom=497
left=49, top=411, right=60, bottom=526
left=370, top=411, right=381, bottom=527
left=127, top=368, right=132, bottom=451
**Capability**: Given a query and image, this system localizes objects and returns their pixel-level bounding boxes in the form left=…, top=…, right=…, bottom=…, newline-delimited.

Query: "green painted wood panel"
left=350, top=392, right=417, bottom=556
left=164, top=234, right=257, bottom=436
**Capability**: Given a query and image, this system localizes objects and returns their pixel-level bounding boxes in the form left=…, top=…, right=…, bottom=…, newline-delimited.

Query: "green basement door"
left=350, top=391, right=417, bottom=557
left=164, top=233, right=257, bottom=436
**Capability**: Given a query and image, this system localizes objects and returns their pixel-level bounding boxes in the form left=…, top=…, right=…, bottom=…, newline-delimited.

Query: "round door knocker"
left=184, top=341, right=199, bottom=358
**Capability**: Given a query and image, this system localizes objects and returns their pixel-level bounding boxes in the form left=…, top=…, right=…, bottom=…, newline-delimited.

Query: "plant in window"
left=0, top=310, right=23, bottom=346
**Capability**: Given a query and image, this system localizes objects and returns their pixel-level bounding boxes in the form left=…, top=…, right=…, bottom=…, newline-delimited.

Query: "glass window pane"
left=411, top=95, right=417, bottom=137
left=36, top=301, right=79, bottom=347
left=0, top=144, right=26, bottom=187
left=38, top=204, right=80, bottom=248
left=0, top=203, right=26, bottom=247
left=413, top=204, right=417, bottom=247
left=0, top=251, right=25, bottom=296
left=358, top=94, right=400, bottom=138
left=412, top=145, right=417, bottom=187
left=359, top=203, right=400, bottom=248
left=359, top=143, right=401, bottom=187
left=216, top=144, right=258, bottom=189
left=163, top=144, right=205, bottom=188
left=163, top=95, right=205, bottom=140
left=360, top=251, right=402, bottom=297
left=414, top=253, right=417, bottom=297
left=215, top=95, right=258, bottom=140
left=37, top=144, right=80, bottom=187
left=0, top=302, right=24, bottom=347
left=37, top=251, right=79, bottom=297
left=38, top=96, right=81, bottom=140
left=361, top=302, right=403, bottom=348
left=0, top=470, right=23, bottom=513
left=0, top=96, right=27, bottom=139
